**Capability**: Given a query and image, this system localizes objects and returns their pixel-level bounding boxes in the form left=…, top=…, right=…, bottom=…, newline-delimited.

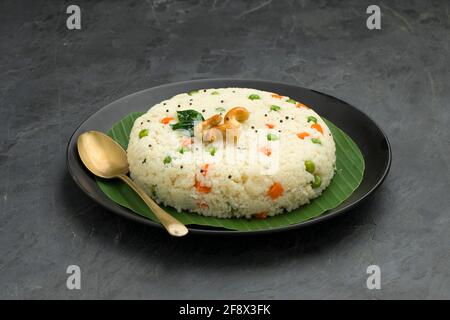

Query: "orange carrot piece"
left=254, top=212, right=268, bottom=219
left=259, top=146, right=272, bottom=156
left=182, top=138, right=193, bottom=146
left=161, top=117, right=174, bottom=124
left=297, top=132, right=310, bottom=139
left=311, top=123, right=323, bottom=134
left=265, top=123, right=275, bottom=129
left=268, top=182, right=284, bottom=200
left=194, top=180, right=211, bottom=193
left=201, top=164, right=209, bottom=176
left=296, top=102, right=309, bottom=109
left=271, top=94, right=283, bottom=99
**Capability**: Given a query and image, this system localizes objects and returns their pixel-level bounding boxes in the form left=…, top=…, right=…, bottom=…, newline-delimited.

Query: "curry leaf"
left=170, top=109, right=204, bottom=136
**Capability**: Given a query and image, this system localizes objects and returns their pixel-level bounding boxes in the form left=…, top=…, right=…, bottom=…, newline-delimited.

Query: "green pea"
left=311, top=138, right=321, bottom=144
left=270, top=105, right=281, bottom=111
left=305, top=160, right=315, bottom=174
left=286, top=98, right=297, bottom=104
left=312, top=174, right=322, bottom=188
left=209, top=146, right=217, bottom=156
left=163, top=156, right=172, bottom=164
left=139, top=129, right=148, bottom=139
left=267, top=133, right=279, bottom=141
left=307, top=116, right=318, bottom=123
left=178, top=147, right=188, bottom=154
left=211, top=91, right=220, bottom=95
left=215, top=107, right=226, bottom=112
left=248, top=94, right=260, bottom=100
left=188, top=90, right=199, bottom=96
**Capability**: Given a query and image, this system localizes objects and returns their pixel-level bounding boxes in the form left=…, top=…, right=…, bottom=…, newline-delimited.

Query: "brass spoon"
left=77, top=131, right=188, bottom=237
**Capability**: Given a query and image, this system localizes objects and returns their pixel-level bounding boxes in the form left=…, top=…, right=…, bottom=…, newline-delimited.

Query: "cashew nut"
left=194, top=114, right=222, bottom=141
left=204, top=107, right=249, bottom=143
left=223, top=107, right=250, bottom=125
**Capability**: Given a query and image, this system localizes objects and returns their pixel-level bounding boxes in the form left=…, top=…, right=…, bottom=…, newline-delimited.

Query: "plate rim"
left=66, top=78, right=392, bottom=235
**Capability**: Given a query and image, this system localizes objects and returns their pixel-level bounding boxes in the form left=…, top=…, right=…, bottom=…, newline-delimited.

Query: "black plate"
left=67, top=79, right=391, bottom=235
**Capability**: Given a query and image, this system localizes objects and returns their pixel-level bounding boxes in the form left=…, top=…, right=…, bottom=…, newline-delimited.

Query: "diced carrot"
left=194, top=180, right=211, bottom=193
left=182, top=138, right=193, bottom=146
left=311, top=123, right=323, bottom=134
left=297, top=132, right=310, bottom=139
left=265, top=123, right=275, bottom=129
left=268, top=182, right=284, bottom=200
left=197, top=201, right=209, bottom=209
left=259, top=146, right=272, bottom=156
left=296, top=102, right=309, bottom=109
left=271, top=94, right=283, bottom=99
left=201, top=164, right=209, bottom=176
left=160, top=117, right=174, bottom=124
left=254, top=212, right=268, bottom=219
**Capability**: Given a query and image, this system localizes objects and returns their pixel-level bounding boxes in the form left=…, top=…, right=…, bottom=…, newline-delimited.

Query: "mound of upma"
left=127, top=88, right=336, bottom=218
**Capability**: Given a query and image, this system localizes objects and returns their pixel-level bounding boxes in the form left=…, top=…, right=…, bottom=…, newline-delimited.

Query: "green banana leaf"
left=96, top=112, right=364, bottom=231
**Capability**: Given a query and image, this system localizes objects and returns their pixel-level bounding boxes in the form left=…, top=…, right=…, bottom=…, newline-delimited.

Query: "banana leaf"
left=96, top=112, right=364, bottom=231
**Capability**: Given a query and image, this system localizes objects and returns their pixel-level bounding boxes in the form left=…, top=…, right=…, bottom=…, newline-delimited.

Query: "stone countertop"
left=0, top=0, right=449, bottom=299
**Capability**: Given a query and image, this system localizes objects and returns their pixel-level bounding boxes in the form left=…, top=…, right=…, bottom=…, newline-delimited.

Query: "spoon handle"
left=118, top=174, right=189, bottom=237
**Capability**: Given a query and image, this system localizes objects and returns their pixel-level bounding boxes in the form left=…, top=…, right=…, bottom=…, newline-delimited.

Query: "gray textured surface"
left=0, top=0, right=449, bottom=299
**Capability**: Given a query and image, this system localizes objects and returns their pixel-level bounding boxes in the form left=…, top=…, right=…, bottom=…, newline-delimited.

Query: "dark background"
left=1, top=0, right=449, bottom=299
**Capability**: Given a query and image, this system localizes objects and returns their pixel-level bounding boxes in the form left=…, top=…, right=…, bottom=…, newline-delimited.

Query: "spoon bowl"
left=77, top=131, right=129, bottom=178
left=77, top=131, right=188, bottom=237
